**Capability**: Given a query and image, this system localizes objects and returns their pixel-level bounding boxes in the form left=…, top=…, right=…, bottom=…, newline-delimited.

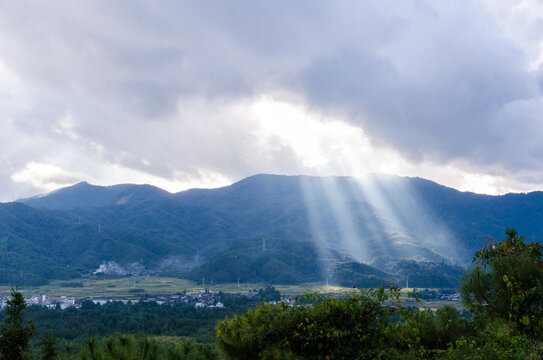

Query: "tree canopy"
left=460, top=227, right=543, bottom=336
left=0, top=287, right=35, bottom=360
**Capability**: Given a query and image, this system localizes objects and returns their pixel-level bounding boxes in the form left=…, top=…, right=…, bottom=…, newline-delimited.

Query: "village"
left=0, top=290, right=296, bottom=310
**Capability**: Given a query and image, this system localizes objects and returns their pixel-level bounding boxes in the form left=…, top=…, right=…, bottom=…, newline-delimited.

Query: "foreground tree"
left=0, top=287, right=35, bottom=360
left=460, top=227, right=543, bottom=336
left=39, top=330, right=58, bottom=360
left=74, top=334, right=216, bottom=360
left=216, top=288, right=404, bottom=359
left=215, top=227, right=543, bottom=359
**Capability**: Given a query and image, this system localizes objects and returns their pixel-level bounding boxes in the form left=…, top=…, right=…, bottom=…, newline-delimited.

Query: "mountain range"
left=2, top=174, right=542, bottom=287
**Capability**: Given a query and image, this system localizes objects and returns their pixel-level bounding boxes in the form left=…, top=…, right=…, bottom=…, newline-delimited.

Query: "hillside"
left=6, top=174, right=543, bottom=286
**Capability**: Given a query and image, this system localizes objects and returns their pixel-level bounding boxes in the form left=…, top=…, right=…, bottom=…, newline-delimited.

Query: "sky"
left=1, top=0, right=543, bottom=201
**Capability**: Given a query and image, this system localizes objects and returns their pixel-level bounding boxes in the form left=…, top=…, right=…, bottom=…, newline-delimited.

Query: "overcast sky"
left=1, top=0, right=543, bottom=201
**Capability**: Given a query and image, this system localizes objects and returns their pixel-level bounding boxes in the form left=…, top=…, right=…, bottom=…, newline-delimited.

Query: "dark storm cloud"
left=0, top=0, right=542, bottom=199
left=300, top=1, right=540, bottom=171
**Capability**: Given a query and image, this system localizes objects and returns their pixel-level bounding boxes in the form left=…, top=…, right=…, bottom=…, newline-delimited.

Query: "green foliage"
left=411, top=288, right=457, bottom=300
left=39, top=330, right=58, bottom=360
left=62, top=339, right=74, bottom=360
left=186, top=239, right=325, bottom=284
left=0, top=289, right=274, bottom=346
left=257, top=286, right=281, bottom=302
left=65, top=334, right=218, bottom=360
left=441, top=319, right=542, bottom=360
left=215, top=285, right=536, bottom=359
left=216, top=288, right=403, bottom=359
left=395, top=305, right=472, bottom=353
left=327, top=261, right=395, bottom=288
left=214, top=228, right=543, bottom=358
left=21, top=300, right=238, bottom=344
left=0, top=287, right=35, bottom=360
left=0, top=201, right=190, bottom=285
left=460, top=227, right=543, bottom=336
left=375, top=258, right=466, bottom=288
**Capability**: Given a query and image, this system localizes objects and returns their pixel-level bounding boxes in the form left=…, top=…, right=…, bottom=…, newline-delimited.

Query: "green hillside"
left=5, top=174, right=543, bottom=286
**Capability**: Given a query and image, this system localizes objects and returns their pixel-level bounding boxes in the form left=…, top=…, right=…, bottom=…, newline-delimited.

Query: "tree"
left=0, top=287, right=35, bottom=360
left=62, top=340, right=73, bottom=360
left=216, top=288, right=402, bottom=359
left=460, top=227, right=543, bottom=336
left=39, top=330, right=58, bottom=360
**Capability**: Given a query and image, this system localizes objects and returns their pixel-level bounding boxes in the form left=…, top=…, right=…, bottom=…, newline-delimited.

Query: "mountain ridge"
left=18, top=181, right=170, bottom=210
left=6, top=174, right=543, bottom=287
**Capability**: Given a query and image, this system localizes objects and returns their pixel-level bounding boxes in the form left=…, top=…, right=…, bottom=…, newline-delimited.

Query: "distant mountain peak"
left=73, top=181, right=92, bottom=187
left=17, top=181, right=168, bottom=210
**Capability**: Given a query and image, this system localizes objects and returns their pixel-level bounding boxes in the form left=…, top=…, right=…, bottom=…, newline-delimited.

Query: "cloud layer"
left=1, top=0, right=543, bottom=199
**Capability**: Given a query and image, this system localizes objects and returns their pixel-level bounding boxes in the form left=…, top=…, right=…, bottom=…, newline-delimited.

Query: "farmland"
left=1, top=277, right=462, bottom=311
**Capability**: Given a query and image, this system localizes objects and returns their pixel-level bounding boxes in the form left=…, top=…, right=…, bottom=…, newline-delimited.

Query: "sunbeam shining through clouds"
left=298, top=174, right=463, bottom=279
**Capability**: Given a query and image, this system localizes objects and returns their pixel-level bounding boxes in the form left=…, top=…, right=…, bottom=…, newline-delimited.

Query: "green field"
left=9, top=278, right=355, bottom=300
left=2, top=277, right=462, bottom=310
left=7, top=277, right=197, bottom=300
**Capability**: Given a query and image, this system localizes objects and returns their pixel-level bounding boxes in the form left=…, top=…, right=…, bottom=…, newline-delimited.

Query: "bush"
left=460, top=227, right=543, bottom=337
left=216, top=288, right=403, bottom=359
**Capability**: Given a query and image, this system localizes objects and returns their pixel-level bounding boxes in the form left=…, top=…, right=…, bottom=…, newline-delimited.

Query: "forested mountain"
left=20, top=182, right=169, bottom=210
left=3, top=174, right=543, bottom=286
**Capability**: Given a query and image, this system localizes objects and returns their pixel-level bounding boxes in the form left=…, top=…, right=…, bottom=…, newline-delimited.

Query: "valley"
left=1, top=175, right=537, bottom=358
left=3, top=276, right=462, bottom=313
